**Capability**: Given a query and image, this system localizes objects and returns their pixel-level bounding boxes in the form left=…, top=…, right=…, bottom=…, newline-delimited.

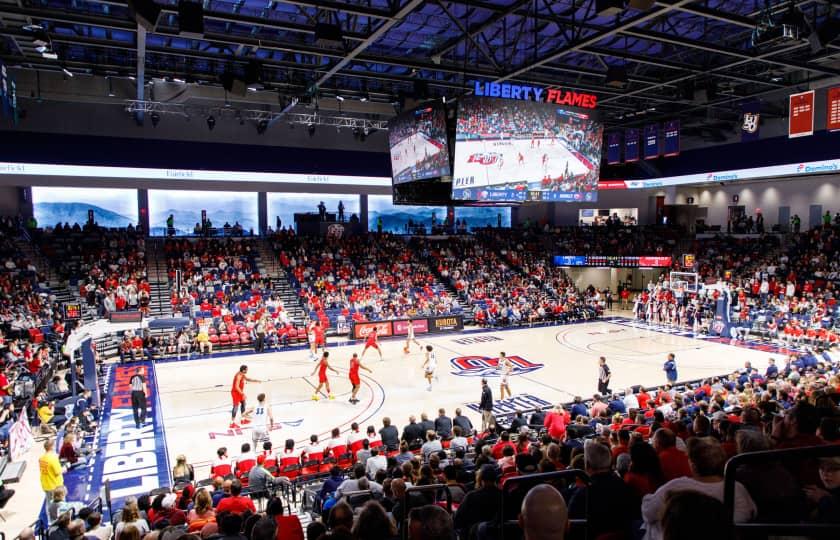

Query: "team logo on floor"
left=450, top=355, right=543, bottom=377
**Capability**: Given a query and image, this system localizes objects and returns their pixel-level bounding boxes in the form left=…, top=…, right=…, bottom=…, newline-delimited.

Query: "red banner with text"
left=789, top=90, right=815, bottom=138
left=828, top=87, right=840, bottom=132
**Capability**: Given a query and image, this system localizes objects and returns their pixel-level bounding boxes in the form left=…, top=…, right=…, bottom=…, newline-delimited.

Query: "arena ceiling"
left=2, top=0, right=840, bottom=132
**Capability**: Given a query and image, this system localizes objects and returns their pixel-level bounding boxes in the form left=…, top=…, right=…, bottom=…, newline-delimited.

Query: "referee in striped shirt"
left=130, top=368, right=147, bottom=429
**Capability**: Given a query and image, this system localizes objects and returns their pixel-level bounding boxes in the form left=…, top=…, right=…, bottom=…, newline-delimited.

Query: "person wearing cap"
left=453, top=464, right=501, bottom=538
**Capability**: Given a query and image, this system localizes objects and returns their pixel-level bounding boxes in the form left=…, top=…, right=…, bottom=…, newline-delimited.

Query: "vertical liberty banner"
left=606, top=132, right=622, bottom=164
left=643, top=124, right=659, bottom=160
left=625, top=128, right=640, bottom=162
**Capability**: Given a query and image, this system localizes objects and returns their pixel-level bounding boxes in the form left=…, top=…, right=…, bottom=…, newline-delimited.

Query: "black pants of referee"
left=598, top=381, right=610, bottom=395
left=131, top=390, right=147, bottom=429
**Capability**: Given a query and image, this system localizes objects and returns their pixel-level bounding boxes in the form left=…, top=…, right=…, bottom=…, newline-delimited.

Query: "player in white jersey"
left=422, top=345, right=437, bottom=392
left=498, top=352, right=513, bottom=400
left=250, top=392, right=273, bottom=449
left=403, top=318, right=422, bottom=354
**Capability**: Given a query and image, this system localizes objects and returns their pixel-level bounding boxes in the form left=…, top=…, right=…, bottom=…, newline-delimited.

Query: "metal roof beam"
left=581, top=46, right=786, bottom=88
left=432, top=0, right=531, bottom=58
left=621, top=28, right=840, bottom=77
left=435, top=0, right=501, bottom=71
left=598, top=39, right=814, bottom=106
left=313, top=0, right=426, bottom=90
left=496, top=0, right=697, bottom=82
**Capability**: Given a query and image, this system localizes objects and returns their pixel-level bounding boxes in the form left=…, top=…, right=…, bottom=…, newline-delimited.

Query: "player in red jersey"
left=518, top=152, right=525, bottom=165
left=310, top=351, right=338, bottom=401
left=361, top=327, right=384, bottom=361
left=313, top=321, right=327, bottom=353
left=348, top=353, right=372, bottom=404
left=230, top=365, right=263, bottom=429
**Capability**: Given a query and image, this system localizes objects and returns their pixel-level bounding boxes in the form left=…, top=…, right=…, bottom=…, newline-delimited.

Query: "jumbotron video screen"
left=452, top=97, right=604, bottom=203
left=388, top=101, right=451, bottom=184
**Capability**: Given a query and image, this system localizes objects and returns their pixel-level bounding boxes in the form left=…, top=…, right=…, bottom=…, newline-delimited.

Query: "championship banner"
left=606, top=132, right=622, bottom=164
left=643, top=124, right=659, bottom=159
left=741, top=100, right=761, bottom=142
left=9, top=406, right=35, bottom=460
left=789, top=90, right=815, bottom=138
left=625, top=128, right=640, bottom=162
left=828, top=87, right=840, bottom=132
left=0, top=61, right=6, bottom=109
left=662, top=120, right=680, bottom=157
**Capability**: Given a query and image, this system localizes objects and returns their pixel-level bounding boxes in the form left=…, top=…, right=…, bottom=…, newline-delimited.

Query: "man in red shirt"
left=652, top=428, right=691, bottom=482
left=0, top=368, right=12, bottom=405
left=214, top=479, right=255, bottom=514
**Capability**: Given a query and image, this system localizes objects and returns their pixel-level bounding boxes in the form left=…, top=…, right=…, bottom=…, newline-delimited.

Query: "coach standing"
left=479, top=378, right=493, bottom=432
left=597, top=356, right=611, bottom=395
left=663, top=353, right=678, bottom=384
left=129, top=368, right=147, bottom=429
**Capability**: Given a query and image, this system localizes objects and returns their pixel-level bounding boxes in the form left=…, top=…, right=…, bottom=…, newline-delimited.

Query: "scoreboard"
left=553, top=255, right=672, bottom=267
left=63, top=302, right=82, bottom=320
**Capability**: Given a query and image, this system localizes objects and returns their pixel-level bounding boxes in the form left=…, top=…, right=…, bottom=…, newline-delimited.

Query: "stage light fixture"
left=307, top=123, right=316, bottom=136
left=206, top=115, right=216, bottom=131
left=150, top=112, right=160, bottom=127
left=256, top=119, right=268, bottom=134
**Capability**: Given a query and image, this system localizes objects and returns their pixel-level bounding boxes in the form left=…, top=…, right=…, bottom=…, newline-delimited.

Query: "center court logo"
left=450, top=355, right=543, bottom=377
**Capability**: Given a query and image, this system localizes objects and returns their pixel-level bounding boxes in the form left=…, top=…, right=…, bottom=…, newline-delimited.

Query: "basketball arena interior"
left=1, top=1, right=840, bottom=539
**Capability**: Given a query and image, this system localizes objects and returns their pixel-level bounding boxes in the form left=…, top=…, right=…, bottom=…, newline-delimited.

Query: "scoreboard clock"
left=63, top=302, right=82, bottom=320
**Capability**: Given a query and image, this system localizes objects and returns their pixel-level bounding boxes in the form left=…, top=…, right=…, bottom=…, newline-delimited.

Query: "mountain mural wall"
left=149, top=208, right=258, bottom=236
left=34, top=202, right=136, bottom=228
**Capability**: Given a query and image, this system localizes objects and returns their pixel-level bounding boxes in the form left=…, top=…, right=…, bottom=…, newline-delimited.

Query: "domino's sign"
left=450, top=354, right=543, bottom=377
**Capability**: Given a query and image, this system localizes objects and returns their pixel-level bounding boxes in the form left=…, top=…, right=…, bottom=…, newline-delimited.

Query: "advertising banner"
left=429, top=315, right=464, bottom=333
left=351, top=321, right=394, bottom=340
left=392, top=318, right=429, bottom=336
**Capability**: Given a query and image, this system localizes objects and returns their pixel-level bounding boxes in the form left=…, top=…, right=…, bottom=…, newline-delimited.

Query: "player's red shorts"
left=231, top=391, right=245, bottom=406
left=350, top=375, right=360, bottom=386
left=316, top=336, right=326, bottom=346
left=364, top=342, right=379, bottom=350
left=319, top=374, right=328, bottom=383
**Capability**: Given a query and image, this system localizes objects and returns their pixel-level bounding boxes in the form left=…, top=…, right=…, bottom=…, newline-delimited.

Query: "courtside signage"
left=472, top=80, right=598, bottom=109
left=0, top=162, right=391, bottom=187
left=599, top=157, right=840, bottom=190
